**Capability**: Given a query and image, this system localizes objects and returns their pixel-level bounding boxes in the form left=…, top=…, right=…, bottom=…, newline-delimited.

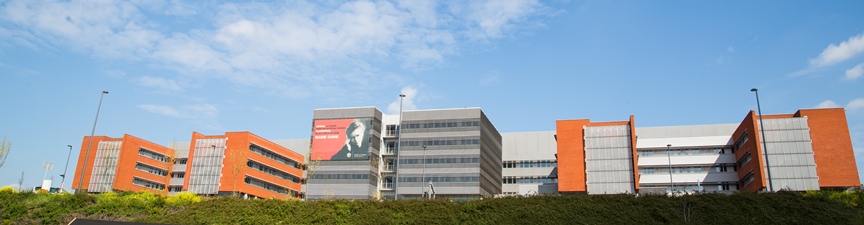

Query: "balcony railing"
left=381, top=183, right=393, bottom=190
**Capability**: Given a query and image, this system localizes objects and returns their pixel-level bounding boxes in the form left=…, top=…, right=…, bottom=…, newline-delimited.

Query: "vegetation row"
left=2, top=186, right=864, bottom=224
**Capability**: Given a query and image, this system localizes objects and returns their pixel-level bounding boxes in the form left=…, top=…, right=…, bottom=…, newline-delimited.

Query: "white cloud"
left=810, top=33, right=864, bottom=67
left=387, top=86, right=418, bottom=114
left=816, top=100, right=841, bottom=108
left=848, top=98, right=864, bottom=112
left=0, top=0, right=551, bottom=98
left=138, top=103, right=218, bottom=119
left=135, top=76, right=183, bottom=92
left=480, top=75, right=499, bottom=86
left=727, top=46, right=735, bottom=53
left=844, top=63, right=864, bottom=80
left=138, top=104, right=182, bottom=118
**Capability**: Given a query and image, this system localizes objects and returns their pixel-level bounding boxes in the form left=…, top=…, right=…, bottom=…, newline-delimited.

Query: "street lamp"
left=751, top=88, right=774, bottom=192
left=395, top=94, right=406, bottom=200
left=77, top=90, right=108, bottom=193
left=421, top=144, right=427, bottom=199
left=667, top=144, right=673, bottom=193
left=60, top=145, right=72, bottom=192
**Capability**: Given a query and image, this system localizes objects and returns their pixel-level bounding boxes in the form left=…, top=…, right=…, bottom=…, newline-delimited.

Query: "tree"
left=0, top=134, right=11, bottom=169
left=230, top=147, right=248, bottom=197
left=303, top=150, right=322, bottom=200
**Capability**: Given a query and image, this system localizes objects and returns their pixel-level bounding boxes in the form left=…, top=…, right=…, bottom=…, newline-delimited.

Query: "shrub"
left=166, top=192, right=201, bottom=207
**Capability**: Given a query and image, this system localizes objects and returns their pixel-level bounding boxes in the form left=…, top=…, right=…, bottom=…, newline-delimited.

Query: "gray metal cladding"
left=88, top=140, right=122, bottom=192
left=584, top=125, right=636, bottom=195
left=392, top=108, right=502, bottom=198
left=188, top=138, right=227, bottom=195
left=759, top=117, right=819, bottom=191
left=403, top=108, right=482, bottom=120
left=308, top=107, right=384, bottom=199
left=313, top=107, right=382, bottom=120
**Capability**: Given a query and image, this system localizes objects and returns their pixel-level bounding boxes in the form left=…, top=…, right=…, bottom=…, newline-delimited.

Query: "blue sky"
left=1, top=0, right=863, bottom=190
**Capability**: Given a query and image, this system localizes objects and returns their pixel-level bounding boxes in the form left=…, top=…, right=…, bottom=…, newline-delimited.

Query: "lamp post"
left=751, top=88, right=774, bottom=192
left=667, top=144, right=673, bottom=193
left=421, top=144, right=427, bottom=199
left=395, top=94, right=406, bottom=200
left=77, top=91, right=108, bottom=193
left=60, top=145, right=72, bottom=192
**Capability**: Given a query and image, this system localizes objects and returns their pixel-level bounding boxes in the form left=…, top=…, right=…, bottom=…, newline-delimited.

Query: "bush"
left=166, top=192, right=201, bottom=207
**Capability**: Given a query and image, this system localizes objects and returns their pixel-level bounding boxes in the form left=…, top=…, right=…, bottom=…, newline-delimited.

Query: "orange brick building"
left=72, top=134, right=175, bottom=194
left=556, top=108, right=860, bottom=194
left=183, top=132, right=304, bottom=200
left=72, top=132, right=305, bottom=200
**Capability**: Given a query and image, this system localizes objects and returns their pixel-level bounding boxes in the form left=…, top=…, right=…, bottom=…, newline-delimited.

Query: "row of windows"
left=246, top=160, right=301, bottom=183
left=173, top=158, right=188, bottom=165
left=402, top=139, right=480, bottom=147
left=737, top=150, right=752, bottom=169
left=135, top=163, right=168, bottom=176
left=735, top=131, right=749, bottom=150
left=503, top=176, right=557, bottom=184
left=171, top=172, right=185, bottom=178
left=398, top=176, right=479, bottom=183
left=399, top=158, right=479, bottom=164
left=639, top=166, right=736, bottom=174
left=740, top=171, right=755, bottom=188
left=638, top=148, right=734, bottom=157
left=503, top=160, right=557, bottom=168
left=249, top=144, right=301, bottom=169
left=244, top=176, right=297, bottom=197
left=402, top=121, right=480, bottom=129
left=310, top=174, right=370, bottom=180
left=139, top=148, right=168, bottom=163
left=132, top=177, right=165, bottom=190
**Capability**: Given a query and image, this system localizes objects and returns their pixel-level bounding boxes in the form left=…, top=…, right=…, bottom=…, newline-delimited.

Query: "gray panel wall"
left=187, top=138, right=226, bottom=195
left=760, top=117, right=819, bottom=191
left=395, top=108, right=502, bottom=199
left=584, top=125, right=636, bottom=194
left=88, top=140, right=122, bottom=192
left=308, top=107, right=382, bottom=200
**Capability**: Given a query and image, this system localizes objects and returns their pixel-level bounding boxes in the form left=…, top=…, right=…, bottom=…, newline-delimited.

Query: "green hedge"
left=2, top=188, right=864, bottom=224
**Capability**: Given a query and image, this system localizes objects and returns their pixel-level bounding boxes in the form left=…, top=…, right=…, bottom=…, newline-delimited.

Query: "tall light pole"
left=751, top=88, right=774, bottom=192
left=421, top=144, right=427, bottom=199
left=667, top=144, right=673, bottom=193
left=77, top=91, right=108, bottom=193
left=60, top=145, right=73, bottom=192
left=395, top=94, right=406, bottom=200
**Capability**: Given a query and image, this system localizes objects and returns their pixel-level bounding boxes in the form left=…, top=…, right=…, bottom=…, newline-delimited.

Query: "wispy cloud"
left=0, top=0, right=551, bottom=99
left=816, top=100, right=841, bottom=108
left=844, top=63, right=864, bottom=81
left=849, top=98, right=864, bottom=112
left=816, top=98, right=864, bottom=111
left=809, top=33, right=864, bottom=67
left=387, top=86, right=419, bottom=114
left=134, top=76, right=183, bottom=93
left=138, top=103, right=218, bottom=119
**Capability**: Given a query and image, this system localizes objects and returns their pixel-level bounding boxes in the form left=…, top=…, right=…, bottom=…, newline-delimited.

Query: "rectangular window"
left=135, top=163, right=168, bottom=176
left=139, top=148, right=168, bottom=163
left=250, top=144, right=301, bottom=169
left=132, top=177, right=165, bottom=190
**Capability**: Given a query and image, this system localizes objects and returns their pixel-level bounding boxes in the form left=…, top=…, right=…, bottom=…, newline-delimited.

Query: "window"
left=139, top=148, right=168, bottom=162
left=173, top=158, right=188, bottom=165
left=171, top=172, right=185, bottom=178
left=245, top=176, right=298, bottom=197
left=735, top=131, right=749, bottom=150
left=740, top=171, right=755, bottom=188
left=135, top=163, right=168, bottom=176
left=132, top=177, right=165, bottom=190
left=250, top=144, right=301, bottom=169
left=247, top=160, right=301, bottom=183
left=736, top=150, right=752, bottom=169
